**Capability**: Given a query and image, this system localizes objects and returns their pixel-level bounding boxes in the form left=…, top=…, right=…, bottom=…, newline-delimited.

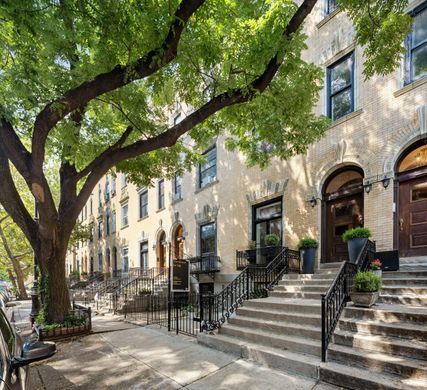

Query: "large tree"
left=0, top=0, right=410, bottom=322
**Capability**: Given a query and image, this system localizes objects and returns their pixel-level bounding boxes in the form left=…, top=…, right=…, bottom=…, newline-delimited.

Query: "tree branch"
left=32, top=0, right=206, bottom=170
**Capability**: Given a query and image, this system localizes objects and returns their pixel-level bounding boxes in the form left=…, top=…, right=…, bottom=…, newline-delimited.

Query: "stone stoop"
left=320, top=264, right=427, bottom=390
left=198, top=262, right=342, bottom=379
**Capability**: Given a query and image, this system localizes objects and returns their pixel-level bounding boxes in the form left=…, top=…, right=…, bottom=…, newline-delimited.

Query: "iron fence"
left=236, top=246, right=285, bottom=270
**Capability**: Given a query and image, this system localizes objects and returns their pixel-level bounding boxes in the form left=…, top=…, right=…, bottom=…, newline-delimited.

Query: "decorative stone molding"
left=418, top=105, right=427, bottom=135
left=246, top=179, right=288, bottom=203
left=320, top=27, right=355, bottom=66
left=195, top=204, right=219, bottom=224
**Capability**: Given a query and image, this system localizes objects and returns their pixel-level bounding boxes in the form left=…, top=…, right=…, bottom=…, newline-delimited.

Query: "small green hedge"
left=342, top=227, right=371, bottom=242
left=298, top=237, right=319, bottom=250
left=353, top=271, right=381, bottom=292
left=264, top=233, right=280, bottom=246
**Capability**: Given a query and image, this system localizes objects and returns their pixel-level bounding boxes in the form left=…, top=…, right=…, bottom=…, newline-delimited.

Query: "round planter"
left=350, top=290, right=379, bottom=307
left=301, top=247, right=316, bottom=274
left=371, top=269, right=382, bottom=278
left=347, top=237, right=368, bottom=264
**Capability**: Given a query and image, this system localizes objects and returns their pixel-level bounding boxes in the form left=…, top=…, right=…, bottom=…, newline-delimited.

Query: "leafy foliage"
left=265, top=233, right=280, bottom=246
left=342, top=227, right=372, bottom=242
left=297, top=237, right=319, bottom=250
left=353, top=271, right=382, bottom=292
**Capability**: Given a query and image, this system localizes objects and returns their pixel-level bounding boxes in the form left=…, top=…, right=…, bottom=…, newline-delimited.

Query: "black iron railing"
left=321, top=239, right=376, bottom=362
left=201, top=247, right=300, bottom=331
left=236, top=246, right=284, bottom=270
left=112, top=269, right=122, bottom=278
left=188, top=255, right=220, bottom=274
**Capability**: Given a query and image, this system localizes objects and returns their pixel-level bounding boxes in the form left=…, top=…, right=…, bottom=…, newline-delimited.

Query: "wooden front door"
left=399, top=176, right=427, bottom=256
left=324, top=193, right=364, bottom=262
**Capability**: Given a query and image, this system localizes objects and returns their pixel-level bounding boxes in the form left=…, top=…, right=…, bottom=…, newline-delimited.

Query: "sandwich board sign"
left=171, top=258, right=190, bottom=292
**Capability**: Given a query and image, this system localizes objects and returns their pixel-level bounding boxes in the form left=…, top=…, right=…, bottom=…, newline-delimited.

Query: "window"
left=98, top=220, right=103, bottom=239
left=173, top=175, right=182, bottom=200
left=105, top=176, right=110, bottom=202
left=89, top=224, right=94, bottom=242
left=90, top=198, right=93, bottom=215
left=121, top=173, right=128, bottom=188
left=199, top=146, right=217, bottom=188
left=106, top=213, right=110, bottom=236
left=405, top=4, right=427, bottom=84
left=98, top=252, right=103, bottom=271
left=111, top=176, right=116, bottom=196
left=98, top=184, right=102, bottom=207
left=174, top=112, right=182, bottom=125
left=253, top=199, right=282, bottom=247
left=122, top=247, right=129, bottom=273
left=327, top=52, right=354, bottom=121
left=139, top=189, right=148, bottom=218
left=200, top=222, right=216, bottom=256
left=140, top=241, right=148, bottom=269
left=326, top=0, right=337, bottom=15
left=111, top=210, right=116, bottom=233
left=84, top=205, right=87, bottom=220
left=121, top=203, right=129, bottom=227
left=158, top=179, right=165, bottom=209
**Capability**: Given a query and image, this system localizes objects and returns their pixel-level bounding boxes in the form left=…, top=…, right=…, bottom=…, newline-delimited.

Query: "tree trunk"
left=38, top=236, right=71, bottom=324
left=11, top=257, right=28, bottom=300
left=6, top=269, right=18, bottom=296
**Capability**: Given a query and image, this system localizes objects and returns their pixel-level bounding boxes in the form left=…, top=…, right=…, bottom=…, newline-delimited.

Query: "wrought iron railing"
left=321, top=239, right=376, bottom=362
left=112, top=269, right=122, bottom=278
left=236, top=246, right=284, bottom=270
left=188, top=255, right=220, bottom=274
left=200, top=247, right=300, bottom=331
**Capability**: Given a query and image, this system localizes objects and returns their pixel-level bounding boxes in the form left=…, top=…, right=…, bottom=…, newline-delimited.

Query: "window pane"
left=255, top=202, right=281, bottom=220
left=200, top=147, right=216, bottom=187
left=200, top=223, right=216, bottom=255
left=413, top=9, right=427, bottom=47
left=331, top=88, right=352, bottom=121
left=327, top=0, right=337, bottom=14
left=413, top=44, right=427, bottom=80
left=331, top=57, right=352, bottom=94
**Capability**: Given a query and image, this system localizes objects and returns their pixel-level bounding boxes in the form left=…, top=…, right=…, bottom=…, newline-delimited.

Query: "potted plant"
left=350, top=271, right=382, bottom=307
left=298, top=237, right=319, bottom=274
left=264, top=233, right=280, bottom=247
left=370, top=259, right=382, bottom=278
left=342, top=227, right=371, bottom=263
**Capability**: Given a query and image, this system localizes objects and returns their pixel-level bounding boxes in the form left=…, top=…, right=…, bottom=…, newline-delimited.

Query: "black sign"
left=172, top=259, right=190, bottom=292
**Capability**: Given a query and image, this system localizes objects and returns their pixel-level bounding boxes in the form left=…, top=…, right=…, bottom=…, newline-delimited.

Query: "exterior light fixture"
left=364, top=183, right=372, bottom=194
left=309, top=196, right=317, bottom=208
left=382, top=177, right=390, bottom=188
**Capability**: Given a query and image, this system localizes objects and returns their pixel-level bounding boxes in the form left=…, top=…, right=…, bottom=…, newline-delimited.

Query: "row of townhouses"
left=67, top=0, right=427, bottom=294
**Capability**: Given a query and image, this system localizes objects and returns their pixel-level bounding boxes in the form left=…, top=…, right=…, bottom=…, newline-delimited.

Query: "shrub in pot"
left=350, top=271, right=382, bottom=307
left=298, top=237, right=319, bottom=274
left=342, top=227, right=371, bottom=263
left=264, top=233, right=280, bottom=247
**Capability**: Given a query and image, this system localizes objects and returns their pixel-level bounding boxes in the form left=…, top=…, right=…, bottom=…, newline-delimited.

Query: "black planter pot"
left=347, top=237, right=367, bottom=264
left=301, top=248, right=316, bottom=274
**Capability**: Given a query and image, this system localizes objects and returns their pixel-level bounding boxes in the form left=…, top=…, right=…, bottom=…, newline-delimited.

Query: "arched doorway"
left=322, top=167, right=364, bottom=262
left=173, top=224, right=184, bottom=259
left=157, top=230, right=166, bottom=268
left=395, top=141, right=427, bottom=257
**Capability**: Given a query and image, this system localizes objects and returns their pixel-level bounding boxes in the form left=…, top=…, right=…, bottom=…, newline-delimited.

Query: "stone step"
left=220, top=323, right=321, bottom=356
left=228, top=316, right=321, bottom=340
left=316, top=268, right=341, bottom=274
left=274, top=285, right=329, bottom=293
left=320, top=262, right=343, bottom=269
left=245, top=297, right=321, bottom=315
left=343, top=303, right=427, bottom=324
left=338, top=318, right=427, bottom=342
left=236, top=306, right=321, bottom=327
left=278, top=279, right=332, bottom=286
left=379, top=294, right=427, bottom=306
left=269, top=290, right=323, bottom=299
left=382, top=286, right=427, bottom=295
left=320, top=361, right=426, bottom=390
left=197, top=332, right=320, bottom=379
left=283, top=273, right=336, bottom=280
left=382, top=278, right=427, bottom=286
left=333, top=330, right=427, bottom=361
left=400, top=265, right=427, bottom=271
left=382, top=271, right=427, bottom=278
left=328, top=343, right=427, bottom=379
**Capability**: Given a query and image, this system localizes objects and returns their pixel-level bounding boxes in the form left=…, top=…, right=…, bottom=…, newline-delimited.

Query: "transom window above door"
left=253, top=199, right=282, bottom=247
left=398, top=144, right=427, bottom=172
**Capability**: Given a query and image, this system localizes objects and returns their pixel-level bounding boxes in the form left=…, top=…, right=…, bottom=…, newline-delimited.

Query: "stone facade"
left=67, top=1, right=427, bottom=291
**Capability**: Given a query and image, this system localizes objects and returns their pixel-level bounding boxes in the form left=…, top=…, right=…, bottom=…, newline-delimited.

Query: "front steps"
left=198, top=263, right=341, bottom=379
left=320, top=262, right=427, bottom=390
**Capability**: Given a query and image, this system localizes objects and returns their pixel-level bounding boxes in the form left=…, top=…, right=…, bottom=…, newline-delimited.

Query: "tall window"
left=406, top=4, right=427, bottom=84
left=139, top=189, right=148, bottom=218
left=173, top=175, right=182, bottom=200
left=326, top=0, right=337, bottom=15
left=84, top=205, right=87, bottom=220
left=199, top=146, right=217, bottom=188
left=105, top=176, right=110, bottom=202
left=174, top=112, right=182, bottom=125
left=158, top=179, right=165, bottom=209
left=253, top=199, right=282, bottom=247
left=200, top=222, right=216, bottom=257
left=98, top=184, right=102, bottom=207
left=111, top=210, right=116, bottom=233
left=98, top=252, right=103, bottom=271
left=122, top=247, right=129, bottom=273
left=121, top=203, right=129, bottom=227
left=111, top=176, right=116, bottom=196
left=98, top=220, right=103, bottom=239
left=327, top=52, right=354, bottom=121
left=140, top=241, right=148, bottom=269
left=90, top=198, right=93, bottom=215
left=121, top=173, right=128, bottom=188
left=106, top=213, right=110, bottom=236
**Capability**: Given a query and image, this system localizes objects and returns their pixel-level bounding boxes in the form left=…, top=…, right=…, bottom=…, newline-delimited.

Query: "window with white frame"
left=139, top=189, right=148, bottom=218
left=405, top=3, right=427, bottom=84
left=325, top=0, right=337, bottom=15
left=106, top=212, right=110, bottom=236
left=173, top=175, right=182, bottom=200
left=98, top=251, right=103, bottom=271
left=111, top=210, right=116, bottom=233
left=199, top=145, right=217, bottom=188
left=140, top=241, right=148, bottom=269
left=98, top=220, right=103, bottom=239
left=121, top=173, right=128, bottom=188
left=111, top=175, right=116, bottom=196
left=174, top=112, right=182, bottom=125
left=158, top=179, right=165, bottom=209
left=98, top=184, right=102, bottom=207
left=121, top=202, right=129, bottom=227
left=122, top=247, right=129, bottom=272
left=327, top=52, right=354, bottom=121
left=105, top=176, right=110, bottom=202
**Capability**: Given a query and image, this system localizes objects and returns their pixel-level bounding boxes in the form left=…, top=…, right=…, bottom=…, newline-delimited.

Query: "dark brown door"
left=325, top=194, right=364, bottom=262
left=399, top=177, right=427, bottom=256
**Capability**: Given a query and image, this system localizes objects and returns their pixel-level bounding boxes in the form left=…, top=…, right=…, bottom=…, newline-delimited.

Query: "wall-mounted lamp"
left=364, top=183, right=372, bottom=194
left=382, top=177, right=390, bottom=189
left=309, top=196, right=317, bottom=208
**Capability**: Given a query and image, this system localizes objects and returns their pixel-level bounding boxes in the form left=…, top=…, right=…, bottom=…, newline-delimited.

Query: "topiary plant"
left=298, top=237, right=319, bottom=250
left=342, top=227, right=371, bottom=242
left=353, top=271, right=382, bottom=292
left=264, top=233, right=280, bottom=246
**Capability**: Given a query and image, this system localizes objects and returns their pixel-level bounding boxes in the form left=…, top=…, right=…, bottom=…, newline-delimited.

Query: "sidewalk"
left=27, top=312, right=340, bottom=390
